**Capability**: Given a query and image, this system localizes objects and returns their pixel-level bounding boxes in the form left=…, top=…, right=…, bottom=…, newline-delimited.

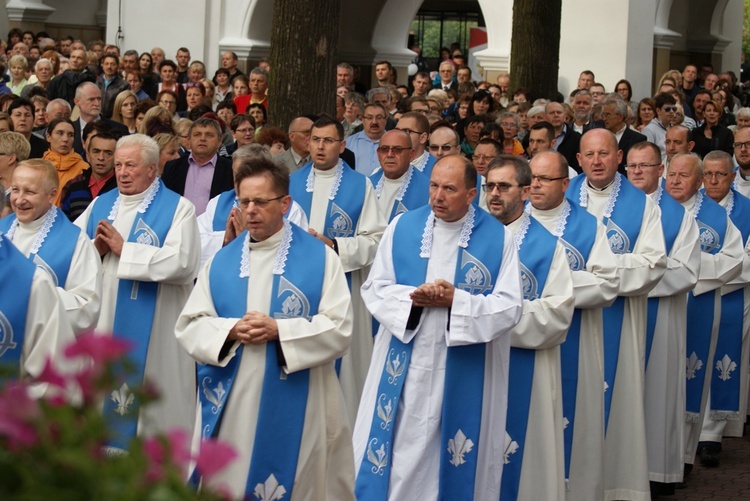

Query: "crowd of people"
left=2, top=26, right=750, bottom=501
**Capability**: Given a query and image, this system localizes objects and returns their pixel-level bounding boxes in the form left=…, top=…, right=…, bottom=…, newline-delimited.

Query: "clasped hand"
left=410, top=278, right=455, bottom=307
left=229, top=311, right=279, bottom=344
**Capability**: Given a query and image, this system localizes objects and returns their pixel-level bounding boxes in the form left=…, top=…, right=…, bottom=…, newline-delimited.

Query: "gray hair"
left=34, top=58, right=53, bottom=72
left=47, top=98, right=71, bottom=114
left=737, top=107, right=750, bottom=119
left=527, top=105, right=547, bottom=118
left=75, top=81, right=100, bottom=100
left=233, top=143, right=272, bottom=162
left=496, top=112, right=521, bottom=130
left=367, top=87, right=391, bottom=103
left=703, top=150, right=734, bottom=172
left=670, top=152, right=703, bottom=177
left=117, top=134, right=160, bottom=168
left=601, top=97, right=628, bottom=118
left=249, top=66, right=268, bottom=82
left=337, top=62, right=353, bottom=74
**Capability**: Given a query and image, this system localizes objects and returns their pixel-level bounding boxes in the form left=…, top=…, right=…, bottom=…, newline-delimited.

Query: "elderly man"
left=732, top=127, right=750, bottom=198
left=177, top=156, right=354, bottom=500
left=197, top=144, right=308, bottom=267
left=353, top=155, right=522, bottom=500
left=1, top=158, right=101, bottom=336
left=347, top=103, right=388, bottom=176
left=75, top=134, right=200, bottom=452
left=601, top=97, right=646, bottom=174
left=45, top=48, right=96, bottom=106
left=545, top=101, right=581, bottom=172
left=369, top=129, right=429, bottom=222
left=33, top=98, right=72, bottom=139
left=289, top=115, right=386, bottom=422
left=486, top=155, right=574, bottom=501
left=664, top=153, right=743, bottom=481
left=277, top=116, right=313, bottom=173
left=162, top=117, right=234, bottom=215
left=0, top=231, right=76, bottom=397
left=433, top=60, right=457, bottom=91
left=626, top=142, right=701, bottom=495
left=567, top=129, right=666, bottom=500
left=71, top=82, right=128, bottom=157
left=698, top=151, right=750, bottom=466
left=234, top=67, right=268, bottom=112
left=0, top=131, right=31, bottom=191
left=527, top=150, right=619, bottom=500
left=396, top=111, right=436, bottom=176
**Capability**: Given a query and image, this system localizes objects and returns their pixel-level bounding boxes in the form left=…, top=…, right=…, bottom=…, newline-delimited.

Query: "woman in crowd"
left=134, top=99, right=156, bottom=132
left=156, top=89, right=179, bottom=120
left=692, top=100, right=734, bottom=158
left=138, top=52, right=158, bottom=98
left=184, top=83, right=207, bottom=115
left=40, top=49, right=60, bottom=76
left=615, top=78, right=638, bottom=114
left=153, top=133, right=181, bottom=176
left=256, top=126, right=288, bottom=156
left=497, top=112, right=525, bottom=155
left=157, top=60, right=186, bottom=111
left=174, top=118, right=193, bottom=154
left=111, top=90, right=138, bottom=134
left=30, top=95, right=49, bottom=132
left=43, top=117, right=89, bottom=206
left=8, top=55, right=29, bottom=95
left=636, top=98, right=656, bottom=131
left=213, top=68, right=232, bottom=106
left=731, top=107, right=750, bottom=131
left=247, top=103, right=267, bottom=136
left=137, top=106, right=175, bottom=136
left=200, top=79, right=216, bottom=109
left=343, top=92, right=364, bottom=137
left=186, top=61, right=206, bottom=85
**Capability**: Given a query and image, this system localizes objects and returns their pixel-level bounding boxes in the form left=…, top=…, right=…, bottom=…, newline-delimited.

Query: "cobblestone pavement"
left=672, top=426, right=750, bottom=500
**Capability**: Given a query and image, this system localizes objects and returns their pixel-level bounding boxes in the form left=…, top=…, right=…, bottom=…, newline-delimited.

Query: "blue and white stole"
left=355, top=205, right=504, bottom=501
left=710, top=189, right=750, bottom=419
left=500, top=213, right=557, bottom=501
left=290, top=160, right=366, bottom=241
left=568, top=173, right=645, bottom=428
left=685, top=191, right=727, bottom=421
left=538, top=200, right=597, bottom=481
left=0, top=234, right=35, bottom=379
left=195, top=221, right=324, bottom=499
left=645, top=183, right=686, bottom=367
left=370, top=165, right=430, bottom=222
left=85, top=179, right=180, bottom=450
left=0, top=206, right=80, bottom=287
left=412, top=150, right=437, bottom=178
left=211, top=189, right=237, bottom=231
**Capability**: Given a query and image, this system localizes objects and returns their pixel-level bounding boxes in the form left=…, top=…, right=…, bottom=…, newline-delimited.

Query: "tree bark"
left=268, top=0, right=340, bottom=129
left=510, top=0, right=562, bottom=101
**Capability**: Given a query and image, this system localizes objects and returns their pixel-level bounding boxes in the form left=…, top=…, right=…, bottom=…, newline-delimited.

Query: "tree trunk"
left=268, top=0, right=340, bottom=129
left=510, top=0, right=562, bottom=101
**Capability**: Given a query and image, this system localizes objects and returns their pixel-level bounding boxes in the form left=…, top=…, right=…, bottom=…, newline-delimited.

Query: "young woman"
left=636, top=98, right=656, bottom=132
left=112, top=90, right=139, bottom=133
left=43, top=118, right=89, bottom=205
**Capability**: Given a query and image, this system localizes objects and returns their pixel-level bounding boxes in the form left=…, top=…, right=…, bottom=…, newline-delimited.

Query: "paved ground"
left=672, top=425, right=750, bottom=500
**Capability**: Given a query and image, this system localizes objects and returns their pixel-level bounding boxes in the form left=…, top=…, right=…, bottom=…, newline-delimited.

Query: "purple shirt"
left=184, top=153, right=217, bottom=215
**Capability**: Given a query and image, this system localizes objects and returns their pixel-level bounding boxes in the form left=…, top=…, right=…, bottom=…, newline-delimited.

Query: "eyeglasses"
left=662, top=106, right=678, bottom=112
left=429, top=144, right=457, bottom=152
left=703, top=171, right=730, bottom=179
left=733, top=141, right=750, bottom=149
left=499, top=122, right=517, bottom=128
left=310, top=136, right=341, bottom=146
left=396, top=127, right=424, bottom=136
left=290, top=129, right=311, bottom=136
left=531, top=175, right=567, bottom=184
left=485, top=182, right=525, bottom=193
left=625, top=162, right=661, bottom=170
left=238, top=195, right=285, bottom=209
left=235, top=127, right=254, bottom=134
left=363, top=115, right=386, bottom=121
left=377, top=146, right=410, bottom=154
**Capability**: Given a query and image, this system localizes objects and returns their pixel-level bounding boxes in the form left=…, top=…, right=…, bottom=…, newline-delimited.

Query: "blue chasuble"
left=685, top=191, right=727, bottom=420
left=369, top=165, right=430, bottom=222
left=85, top=179, right=181, bottom=450
left=710, top=189, right=750, bottom=419
left=196, top=222, right=325, bottom=499
left=211, top=189, right=237, bottom=231
left=567, top=173, right=646, bottom=428
left=500, top=214, right=557, bottom=500
left=0, top=234, right=36, bottom=378
left=0, top=206, right=80, bottom=287
left=412, top=151, right=437, bottom=178
left=355, top=205, right=505, bottom=501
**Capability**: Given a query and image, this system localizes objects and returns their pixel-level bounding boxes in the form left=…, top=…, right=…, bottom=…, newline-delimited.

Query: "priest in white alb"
left=74, top=134, right=201, bottom=453
left=527, top=151, right=619, bottom=501
left=176, top=156, right=354, bottom=500
left=626, top=142, right=700, bottom=494
left=0, top=159, right=101, bottom=335
left=485, top=155, right=574, bottom=501
left=353, top=155, right=523, bottom=500
left=289, top=115, right=386, bottom=423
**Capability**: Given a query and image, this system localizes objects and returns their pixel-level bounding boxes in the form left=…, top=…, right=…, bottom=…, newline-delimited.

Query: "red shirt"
left=234, top=94, right=268, bottom=114
left=88, top=170, right=115, bottom=199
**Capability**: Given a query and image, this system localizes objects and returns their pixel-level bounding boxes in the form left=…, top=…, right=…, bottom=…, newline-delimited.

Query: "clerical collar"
left=6, top=205, right=57, bottom=255
left=739, top=169, right=750, bottom=181
left=587, top=178, right=616, bottom=192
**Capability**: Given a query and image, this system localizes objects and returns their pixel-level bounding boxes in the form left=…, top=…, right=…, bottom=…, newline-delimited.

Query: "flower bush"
left=0, top=331, right=236, bottom=500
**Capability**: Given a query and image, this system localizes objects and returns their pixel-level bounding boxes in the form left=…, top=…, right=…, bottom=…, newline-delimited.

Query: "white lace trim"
left=419, top=211, right=436, bottom=258
left=514, top=212, right=531, bottom=250
left=5, top=206, right=57, bottom=256
left=553, top=199, right=571, bottom=238
left=273, top=220, right=292, bottom=275
left=652, top=184, right=664, bottom=206
left=4, top=216, right=17, bottom=240
left=691, top=191, right=704, bottom=220
left=579, top=173, right=621, bottom=219
left=108, top=178, right=160, bottom=221
left=374, top=175, right=384, bottom=198
left=306, top=160, right=344, bottom=201
left=239, top=221, right=293, bottom=278
left=458, top=204, right=475, bottom=249
left=411, top=151, right=429, bottom=172
left=725, top=190, right=735, bottom=216
left=395, top=166, right=414, bottom=202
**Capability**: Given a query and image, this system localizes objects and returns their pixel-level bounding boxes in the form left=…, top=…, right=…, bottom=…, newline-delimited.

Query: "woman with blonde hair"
left=8, top=55, right=29, bottom=95
left=111, top=90, right=138, bottom=134
left=152, top=133, right=181, bottom=176
left=137, top=106, right=175, bottom=135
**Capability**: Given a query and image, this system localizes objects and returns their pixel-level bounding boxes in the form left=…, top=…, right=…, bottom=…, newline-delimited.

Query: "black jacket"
left=161, top=154, right=234, bottom=201
left=693, top=124, right=735, bottom=159
left=617, top=127, right=648, bottom=174
left=46, top=69, right=97, bottom=106
left=60, top=168, right=118, bottom=221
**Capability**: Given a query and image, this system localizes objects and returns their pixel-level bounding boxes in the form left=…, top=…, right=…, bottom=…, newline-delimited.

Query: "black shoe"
left=699, top=446, right=720, bottom=467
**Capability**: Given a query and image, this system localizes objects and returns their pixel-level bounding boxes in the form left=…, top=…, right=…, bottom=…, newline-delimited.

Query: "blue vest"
left=211, top=189, right=237, bottom=231
left=500, top=215, right=557, bottom=500
left=369, top=166, right=430, bottom=222
left=0, top=234, right=36, bottom=378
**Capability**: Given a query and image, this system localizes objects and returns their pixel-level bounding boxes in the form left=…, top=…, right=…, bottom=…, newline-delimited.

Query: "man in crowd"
left=571, top=90, right=601, bottom=135
left=665, top=125, right=695, bottom=169
left=682, top=64, right=700, bottom=105
left=568, top=129, right=666, bottom=500
left=527, top=150, right=619, bottom=500
left=0, top=158, right=101, bottom=336
left=277, top=116, right=313, bottom=173
left=411, top=71, right=431, bottom=97
left=162, top=117, right=234, bottom=216
left=220, top=51, right=243, bottom=82
left=176, top=156, right=355, bottom=500
left=353, top=154, right=522, bottom=499
left=486, top=155, right=574, bottom=501
left=369, top=129, right=429, bottom=222
left=692, top=90, right=712, bottom=127
left=428, top=124, right=460, bottom=159
left=175, top=47, right=191, bottom=84
left=626, top=142, right=701, bottom=495
left=374, top=60, right=393, bottom=87
left=396, top=111, right=436, bottom=176
left=289, top=115, right=386, bottom=422
left=46, top=48, right=96, bottom=106
left=643, top=92, right=678, bottom=163
left=72, top=82, right=128, bottom=157
left=434, top=60, right=457, bottom=91
left=97, top=53, right=130, bottom=119
left=546, top=101, right=581, bottom=172
left=235, top=67, right=268, bottom=112
left=75, top=134, right=200, bottom=452
left=346, top=103, right=387, bottom=176
left=732, top=127, right=750, bottom=197
left=600, top=96, right=646, bottom=174
left=577, top=70, right=595, bottom=90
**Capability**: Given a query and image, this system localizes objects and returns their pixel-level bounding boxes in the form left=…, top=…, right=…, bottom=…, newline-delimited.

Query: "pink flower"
left=63, top=331, right=131, bottom=366
left=36, top=357, right=68, bottom=390
left=195, top=438, right=237, bottom=482
left=143, top=429, right=194, bottom=483
left=0, top=384, right=40, bottom=449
